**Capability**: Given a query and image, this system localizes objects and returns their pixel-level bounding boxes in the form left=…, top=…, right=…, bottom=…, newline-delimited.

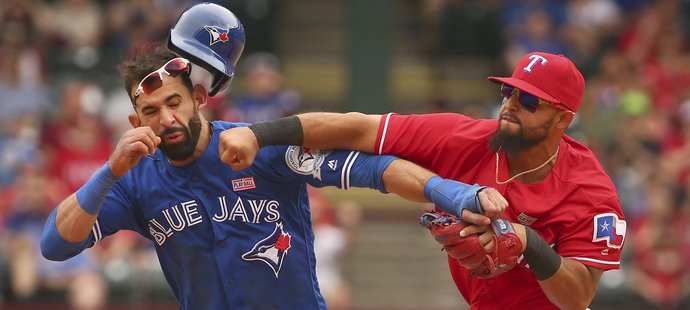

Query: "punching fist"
left=219, top=126, right=260, bottom=170
left=109, top=126, right=161, bottom=177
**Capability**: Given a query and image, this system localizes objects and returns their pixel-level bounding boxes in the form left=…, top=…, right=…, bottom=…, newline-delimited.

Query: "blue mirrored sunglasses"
left=500, top=84, right=558, bottom=113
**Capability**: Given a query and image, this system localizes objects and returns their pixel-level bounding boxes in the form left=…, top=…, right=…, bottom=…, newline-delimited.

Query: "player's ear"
left=128, top=113, right=142, bottom=128
left=555, top=110, right=574, bottom=130
left=192, top=84, right=208, bottom=110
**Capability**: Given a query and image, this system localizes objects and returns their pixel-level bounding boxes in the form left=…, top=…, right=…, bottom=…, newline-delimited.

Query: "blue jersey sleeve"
left=257, top=146, right=397, bottom=192
left=41, top=179, right=145, bottom=261
left=91, top=178, right=148, bottom=244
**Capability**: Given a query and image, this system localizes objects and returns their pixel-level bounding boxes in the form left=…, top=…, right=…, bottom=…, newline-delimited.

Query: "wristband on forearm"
left=75, top=163, right=119, bottom=215
left=523, top=226, right=562, bottom=280
left=248, top=116, right=304, bottom=147
left=423, top=175, right=483, bottom=218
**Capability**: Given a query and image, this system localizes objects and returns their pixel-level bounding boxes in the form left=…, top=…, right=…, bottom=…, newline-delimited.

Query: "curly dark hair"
left=118, top=47, right=193, bottom=104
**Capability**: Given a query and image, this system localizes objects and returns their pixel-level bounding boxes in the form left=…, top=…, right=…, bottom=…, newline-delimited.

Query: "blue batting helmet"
left=168, top=2, right=245, bottom=96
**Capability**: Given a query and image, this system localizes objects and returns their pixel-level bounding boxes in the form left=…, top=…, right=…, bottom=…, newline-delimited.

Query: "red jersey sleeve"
left=556, top=196, right=626, bottom=270
left=547, top=138, right=626, bottom=271
left=374, top=113, right=495, bottom=170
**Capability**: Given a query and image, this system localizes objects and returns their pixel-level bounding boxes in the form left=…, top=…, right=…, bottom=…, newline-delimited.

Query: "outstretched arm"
left=220, top=113, right=381, bottom=170
left=299, top=112, right=381, bottom=152
left=219, top=112, right=381, bottom=170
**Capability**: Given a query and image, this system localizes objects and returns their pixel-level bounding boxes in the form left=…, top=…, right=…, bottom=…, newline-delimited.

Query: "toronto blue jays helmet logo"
left=242, top=222, right=292, bottom=277
left=204, top=25, right=230, bottom=45
left=592, top=213, right=626, bottom=249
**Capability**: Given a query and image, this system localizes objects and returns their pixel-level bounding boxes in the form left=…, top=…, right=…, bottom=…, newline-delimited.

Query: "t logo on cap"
left=523, top=55, right=548, bottom=73
left=487, top=52, right=585, bottom=113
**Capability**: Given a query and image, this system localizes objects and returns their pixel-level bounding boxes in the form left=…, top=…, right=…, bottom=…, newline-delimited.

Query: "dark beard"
left=488, top=118, right=553, bottom=158
left=158, top=111, right=203, bottom=161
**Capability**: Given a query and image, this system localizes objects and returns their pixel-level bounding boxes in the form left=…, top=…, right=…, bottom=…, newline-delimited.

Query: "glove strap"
left=491, top=217, right=516, bottom=236
left=490, top=217, right=522, bottom=266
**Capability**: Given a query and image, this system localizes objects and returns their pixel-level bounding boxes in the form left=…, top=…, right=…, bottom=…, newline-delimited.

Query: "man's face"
left=488, top=95, right=559, bottom=157
left=131, top=75, right=202, bottom=161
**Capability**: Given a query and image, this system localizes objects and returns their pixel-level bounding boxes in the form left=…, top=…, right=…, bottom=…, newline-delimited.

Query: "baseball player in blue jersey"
left=39, top=3, right=508, bottom=309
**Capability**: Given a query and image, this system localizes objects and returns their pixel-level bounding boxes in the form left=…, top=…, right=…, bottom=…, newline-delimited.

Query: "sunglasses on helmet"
left=500, top=84, right=569, bottom=113
left=134, top=58, right=191, bottom=97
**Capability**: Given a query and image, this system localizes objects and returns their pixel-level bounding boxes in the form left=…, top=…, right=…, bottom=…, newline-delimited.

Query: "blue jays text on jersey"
left=51, top=121, right=396, bottom=310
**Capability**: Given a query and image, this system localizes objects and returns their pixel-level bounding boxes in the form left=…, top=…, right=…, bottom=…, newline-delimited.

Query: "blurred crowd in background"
left=0, top=0, right=689, bottom=309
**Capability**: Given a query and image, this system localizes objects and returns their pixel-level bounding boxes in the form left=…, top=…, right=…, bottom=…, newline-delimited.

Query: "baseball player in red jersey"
left=219, top=52, right=626, bottom=309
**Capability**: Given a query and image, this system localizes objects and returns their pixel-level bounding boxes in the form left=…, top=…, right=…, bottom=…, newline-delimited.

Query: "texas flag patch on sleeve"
left=592, top=213, right=626, bottom=249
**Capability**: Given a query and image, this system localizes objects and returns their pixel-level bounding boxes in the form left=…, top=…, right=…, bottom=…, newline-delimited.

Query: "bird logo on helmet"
left=168, top=2, right=246, bottom=96
left=204, top=26, right=230, bottom=45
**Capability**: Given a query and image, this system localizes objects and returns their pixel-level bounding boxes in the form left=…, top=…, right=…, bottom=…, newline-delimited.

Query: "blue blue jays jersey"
left=84, top=121, right=395, bottom=309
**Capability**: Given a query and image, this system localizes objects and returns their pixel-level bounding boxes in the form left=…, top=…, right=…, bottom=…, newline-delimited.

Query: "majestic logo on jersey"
left=204, top=26, right=230, bottom=45
left=285, top=146, right=330, bottom=181
left=242, top=222, right=292, bottom=277
left=232, top=177, right=256, bottom=192
left=328, top=159, right=338, bottom=171
left=592, top=213, right=626, bottom=249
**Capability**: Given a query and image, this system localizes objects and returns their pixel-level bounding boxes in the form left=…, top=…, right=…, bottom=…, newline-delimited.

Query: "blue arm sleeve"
left=299, top=150, right=397, bottom=192
left=265, top=146, right=396, bottom=192
left=40, top=208, right=93, bottom=261
left=40, top=177, right=143, bottom=262
left=337, top=151, right=397, bottom=193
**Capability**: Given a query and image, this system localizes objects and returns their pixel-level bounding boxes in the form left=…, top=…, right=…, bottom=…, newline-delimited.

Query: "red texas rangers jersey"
left=375, top=113, right=625, bottom=309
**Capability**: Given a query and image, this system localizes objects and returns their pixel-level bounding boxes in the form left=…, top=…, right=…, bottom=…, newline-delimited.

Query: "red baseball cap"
left=488, top=52, right=585, bottom=112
